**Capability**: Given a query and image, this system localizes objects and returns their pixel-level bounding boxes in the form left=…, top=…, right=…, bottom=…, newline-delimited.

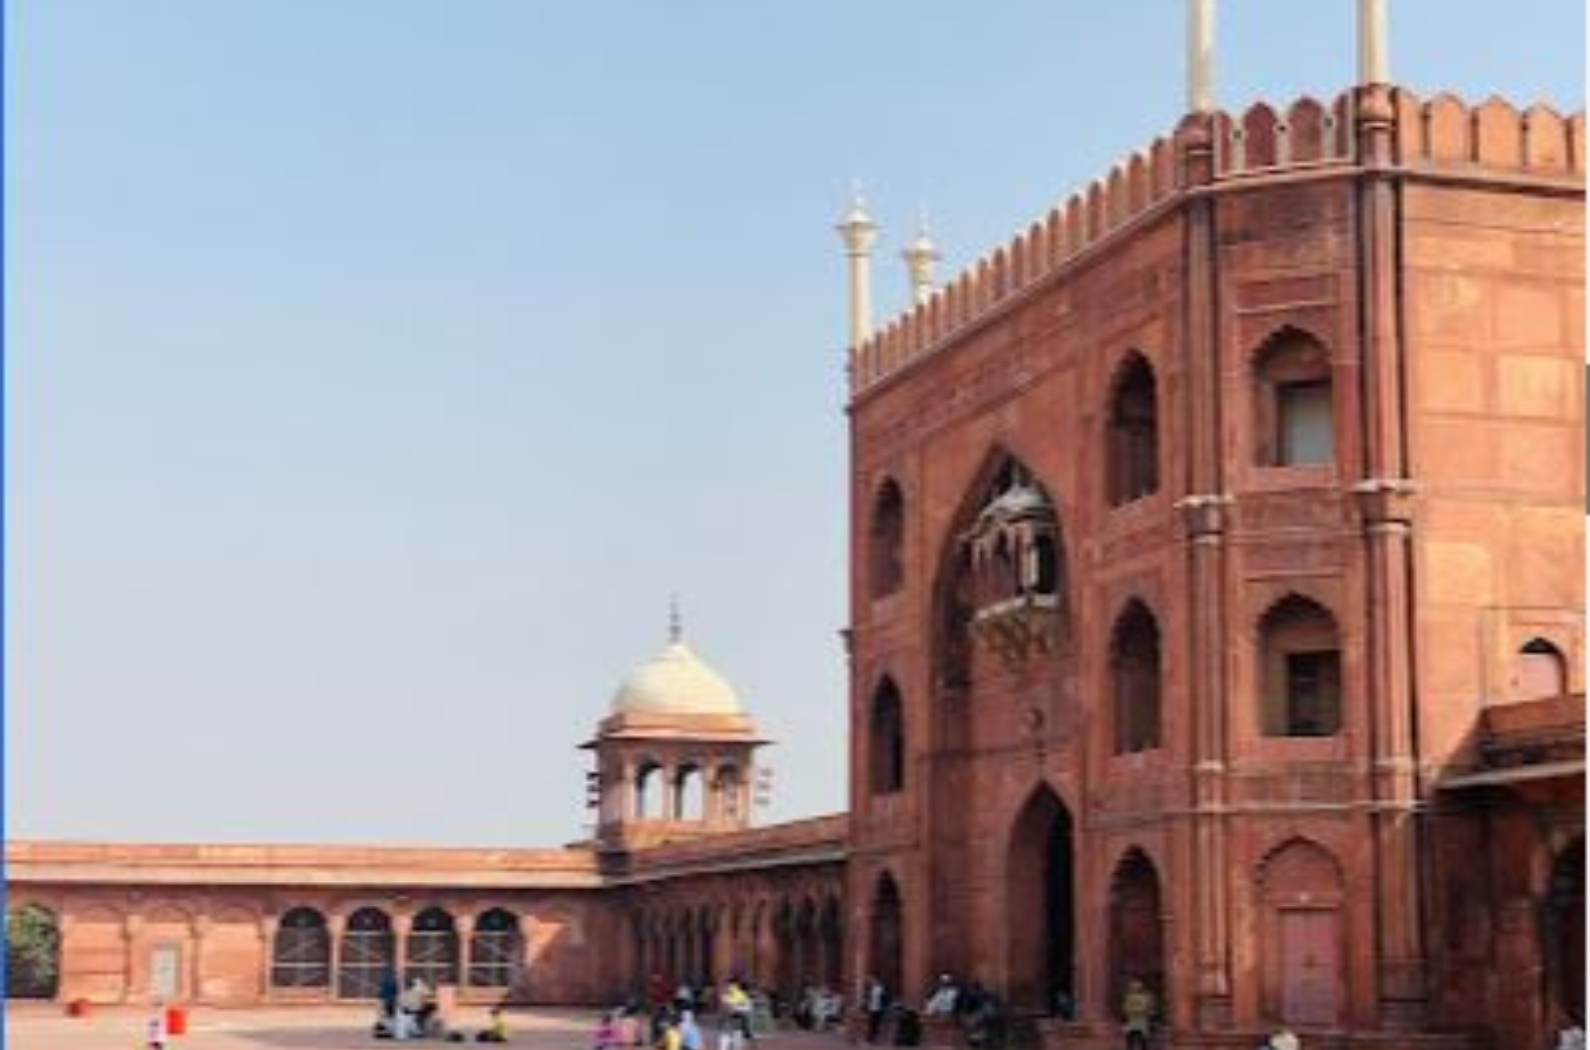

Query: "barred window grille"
left=406, top=907, right=459, bottom=986
left=338, top=908, right=395, bottom=999
left=469, top=909, right=523, bottom=988
left=271, top=908, right=330, bottom=989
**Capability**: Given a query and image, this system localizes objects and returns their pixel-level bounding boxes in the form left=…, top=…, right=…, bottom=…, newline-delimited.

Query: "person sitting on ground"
left=476, top=1007, right=509, bottom=1044
left=594, top=1008, right=622, bottom=1050
left=1266, top=1030, right=1301, bottom=1050
left=658, top=1018, right=683, bottom=1050
left=678, top=1009, right=703, bottom=1050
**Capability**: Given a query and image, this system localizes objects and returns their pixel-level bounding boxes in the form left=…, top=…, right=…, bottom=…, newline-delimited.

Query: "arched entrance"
left=1548, top=837, right=1585, bottom=1027
left=5, top=904, right=61, bottom=1000
left=1006, top=786, right=1076, bottom=1016
left=1258, top=840, right=1344, bottom=1029
left=1108, top=850, right=1165, bottom=1013
left=869, top=873, right=904, bottom=996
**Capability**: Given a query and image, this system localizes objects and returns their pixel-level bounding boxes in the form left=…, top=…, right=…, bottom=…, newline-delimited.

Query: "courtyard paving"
left=4, top=1005, right=858, bottom=1050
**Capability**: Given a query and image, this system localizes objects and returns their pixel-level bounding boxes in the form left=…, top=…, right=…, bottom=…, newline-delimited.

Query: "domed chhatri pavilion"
left=585, top=613, right=768, bottom=850
left=6, top=3, right=1586, bottom=1048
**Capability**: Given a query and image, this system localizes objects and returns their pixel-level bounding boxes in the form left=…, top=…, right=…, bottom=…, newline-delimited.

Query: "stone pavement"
left=4, top=1005, right=858, bottom=1050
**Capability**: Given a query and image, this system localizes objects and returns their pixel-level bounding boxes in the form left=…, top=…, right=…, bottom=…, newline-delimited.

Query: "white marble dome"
left=610, top=640, right=743, bottom=716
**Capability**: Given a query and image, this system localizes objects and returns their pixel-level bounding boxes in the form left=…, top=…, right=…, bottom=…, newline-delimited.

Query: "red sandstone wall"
left=1403, top=183, right=1585, bottom=765
left=847, top=87, right=1584, bottom=1047
left=8, top=884, right=619, bottom=1007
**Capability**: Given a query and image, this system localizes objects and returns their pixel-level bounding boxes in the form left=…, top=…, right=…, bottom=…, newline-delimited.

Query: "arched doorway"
left=5, top=904, right=60, bottom=1000
left=1258, top=840, right=1344, bottom=1029
left=869, top=874, right=904, bottom=997
left=1548, top=837, right=1585, bottom=1027
left=1006, top=786, right=1076, bottom=1016
left=1108, top=850, right=1165, bottom=1013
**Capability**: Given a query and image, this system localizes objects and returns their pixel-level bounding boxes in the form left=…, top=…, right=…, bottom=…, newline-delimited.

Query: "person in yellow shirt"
left=659, top=1019, right=683, bottom=1050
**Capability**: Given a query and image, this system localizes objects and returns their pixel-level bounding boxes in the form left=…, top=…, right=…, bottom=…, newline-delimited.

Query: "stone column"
left=190, top=913, right=211, bottom=1004
left=1186, top=0, right=1216, bottom=113
left=1358, top=0, right=1391, bottom=85
left=327, top=912, right=346, bottom=1001
left=454, top=909, right=476, bottom=992
left=393, top=913, right=413, bottom=983
left=1177, top=106, right=1232, bottom=1033
left=124, top=913, right=144, bottom=1004
left=1355, top=78, right=1427, bottom=1027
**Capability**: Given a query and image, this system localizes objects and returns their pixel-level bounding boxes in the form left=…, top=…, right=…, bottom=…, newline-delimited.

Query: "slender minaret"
left=1357, top=0, right=1390, bottom=85
left=901, top=207, right=941, bottom=307
left=836, top=184, right=879, bottom=348
left=1186, top=0, right=1216, bottom=113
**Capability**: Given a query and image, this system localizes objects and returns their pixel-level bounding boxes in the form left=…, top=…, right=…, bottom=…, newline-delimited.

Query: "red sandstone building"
left=7, top=6, right=1585, bottom=1049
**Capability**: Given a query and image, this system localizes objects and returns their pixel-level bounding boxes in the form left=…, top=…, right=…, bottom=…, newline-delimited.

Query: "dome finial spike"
left=668, top=593, right=683, bottom=644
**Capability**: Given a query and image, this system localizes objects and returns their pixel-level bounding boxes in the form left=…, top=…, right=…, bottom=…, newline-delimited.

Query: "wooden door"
left=1278, top=910, right=1339, bottom=1027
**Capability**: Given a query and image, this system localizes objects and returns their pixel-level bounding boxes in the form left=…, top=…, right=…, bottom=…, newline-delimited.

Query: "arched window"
left=1259, top=596, right=1342, bottom=737
left=338, top=908, right=394, bottom=999
left=407, top=907, right=460, bottom=986
left=870, top=479, right=906, bottom=598
left=635, top=760, right=662, bottom=819
left=869, top=677, right=906, bottom=795
left=1512, top=637, right=1569, bottom=701
left=5, top=904, right=61, bottom=999
left=271, top=907, right=330, bottom=989
left=468, top=909, right=523, bottom=989
left=1254, top=328, right=1333, bottom=467
left=1111, top=601, right=1162, bottom=753
left=674, top=764, right=705, bottom=820
left=1107, top=354, right=1159, bottom=505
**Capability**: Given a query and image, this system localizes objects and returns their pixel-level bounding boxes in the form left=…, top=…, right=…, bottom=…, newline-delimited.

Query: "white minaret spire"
left=1186, top=0, right=1216, bottom=113
left=901, top=204, right=941, bottom=308
left=1357, top=0, right=1391, bottom=85
left=835, top=182, right=879, bottom=348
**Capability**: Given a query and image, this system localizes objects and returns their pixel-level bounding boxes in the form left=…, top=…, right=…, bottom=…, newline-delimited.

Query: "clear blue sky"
left=7, top=1, right=1583, bottom=847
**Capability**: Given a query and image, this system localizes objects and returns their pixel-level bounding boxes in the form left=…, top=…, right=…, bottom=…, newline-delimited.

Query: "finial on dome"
left=668, top=593, right=683, bottom=644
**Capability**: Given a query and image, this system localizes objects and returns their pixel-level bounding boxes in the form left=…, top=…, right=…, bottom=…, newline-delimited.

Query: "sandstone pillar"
left=393, top=913, right=413, bottom=982
left=1186, top=0, right=1216, bottom=113
left=1358, top=0, right=1391, bottom=85
left=1355, top=83, right=1428, bottom=1028
left=326, top=912, right=345, bottom=1001
left=1177, top=108, right=1232, bottom=1032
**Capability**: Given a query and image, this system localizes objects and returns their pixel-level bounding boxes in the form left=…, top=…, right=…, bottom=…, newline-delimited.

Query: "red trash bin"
left=165, top=1005, right=188, bottom=1036
left=66, top=998, right=91, bottom=1018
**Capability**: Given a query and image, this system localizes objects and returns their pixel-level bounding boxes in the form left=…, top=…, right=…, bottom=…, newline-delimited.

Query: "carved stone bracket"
left=1175, top=493, right=1233, bottom=540
left=1352, top=477, right=1416, bottom=528
left=971, top=596, right=1061, bottom=669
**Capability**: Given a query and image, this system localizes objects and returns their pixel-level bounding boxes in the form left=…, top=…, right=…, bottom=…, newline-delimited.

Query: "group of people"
left=600, top=976, right=762, bottom=1050
left=372, top=971, right=510, bottom=1043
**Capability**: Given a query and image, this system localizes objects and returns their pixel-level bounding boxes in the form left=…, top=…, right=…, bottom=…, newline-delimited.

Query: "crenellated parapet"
left=848, top=88, right=1585, bottom=395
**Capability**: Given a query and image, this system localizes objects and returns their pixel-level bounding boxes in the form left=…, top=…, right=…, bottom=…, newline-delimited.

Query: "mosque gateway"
left=8, top=4, right=1584, bottom=1048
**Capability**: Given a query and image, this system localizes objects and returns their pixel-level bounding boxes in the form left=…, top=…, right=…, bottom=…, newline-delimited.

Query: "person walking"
left=864, top=976, right=889, bottom=1044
